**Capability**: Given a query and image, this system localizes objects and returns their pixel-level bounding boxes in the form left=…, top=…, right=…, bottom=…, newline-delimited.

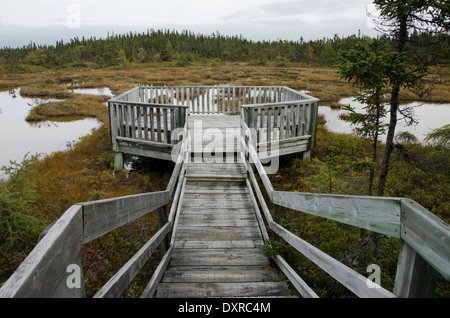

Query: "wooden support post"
left=272, top=204, right=286, bottom=242
left=176, top=107, right=186, bottom=129
left=246, top=107, right=254, bottom=130
left=157, top=205, right=169, bottom=259
left=394, top=241, right=438, bottom=297
left=114, top=152, right=124, bottom=171
left=309, top=101, right=318, bottom=150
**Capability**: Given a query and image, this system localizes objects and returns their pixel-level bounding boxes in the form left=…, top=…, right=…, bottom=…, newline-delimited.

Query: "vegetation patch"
left=26, top=101, right=83, bottom=121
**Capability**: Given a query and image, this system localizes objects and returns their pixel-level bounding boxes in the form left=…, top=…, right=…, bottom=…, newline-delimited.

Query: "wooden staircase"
left=155, top=161, right=291, bottom=297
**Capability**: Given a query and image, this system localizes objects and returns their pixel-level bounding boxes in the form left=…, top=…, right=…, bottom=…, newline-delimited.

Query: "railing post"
left=394, top=241, right=438, bottom=297
left=176, top=107, right=186, bottom=129
left=109, top=101, right=124, bottom=171
left=309, top=100, right=318, bottom=150
left=114, top=152, right=124, bottom=171
left=272, top=205, right=286, bottom=243
left=157, top=205, right=169, bottom=259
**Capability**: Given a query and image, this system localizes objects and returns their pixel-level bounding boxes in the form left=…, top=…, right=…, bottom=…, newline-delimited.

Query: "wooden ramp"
left=155, top=115, right=290, bottom=298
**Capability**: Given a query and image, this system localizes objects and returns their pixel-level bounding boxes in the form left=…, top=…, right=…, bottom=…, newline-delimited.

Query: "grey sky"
left=0, top=0, right=380, bottom=48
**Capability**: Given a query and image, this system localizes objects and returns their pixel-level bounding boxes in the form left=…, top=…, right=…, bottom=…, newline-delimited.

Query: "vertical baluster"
left=202, top=87, right=206, bottom=114
left=126, top=105, right=132, bottom=138
left=289, top=105, right=294, bottom=138
left=163, top=108, right=168, bottom=144
left=214, top=87, right=218, bottom=113
left=156, top=108, right=161, bottom=142
left=267, top=106, right=271, bottom=143
left=149, top=107, right=154, bottom=141
left=170, top=108, right=175, bottom=144
left=136, top=106, right=142, bottom=139
left=221, top=87, right=225, bottom=114
left=180, top=87, right=184, bottom=107
left=131, top=105, right=137, bottom=139
left=190, top=87, right=195, bottom=113
left=195, top=87, right=199, bottom=114
left=206, top=87, right=210, bottom=114
left=226, top=86, right=230, bottom=115
left=123, top=105, right=129, bottom=138
left=237, top=87, right=242, bottom=113
left=143, top=107, right=149, bottom=141
left=290, top=105, right=295, bottom=138
left=273, top=106, right=280, bottom=140
left=117, top=104, right=123, bottom=137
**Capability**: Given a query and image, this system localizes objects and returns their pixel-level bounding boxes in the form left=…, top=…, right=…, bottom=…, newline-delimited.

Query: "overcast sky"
left=0, top=0, right=381, bottom=48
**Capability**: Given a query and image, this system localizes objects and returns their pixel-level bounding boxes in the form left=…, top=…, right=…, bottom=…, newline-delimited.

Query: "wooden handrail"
left=241, top=118, right=450, bottom=298
left=0, top=124, right=190, bottom=298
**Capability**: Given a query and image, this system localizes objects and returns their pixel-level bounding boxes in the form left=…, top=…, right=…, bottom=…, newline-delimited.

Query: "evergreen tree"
left=372, top=0, right=450, bottom=198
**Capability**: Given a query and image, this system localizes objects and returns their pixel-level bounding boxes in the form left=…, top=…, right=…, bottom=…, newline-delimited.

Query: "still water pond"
left=68, top=86, right=113, bottom=97
left=318, top=97, right=450, bottom=143
left=0, top=89, right=102, bottom=179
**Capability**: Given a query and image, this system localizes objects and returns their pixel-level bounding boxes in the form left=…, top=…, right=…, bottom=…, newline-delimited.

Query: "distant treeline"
left=0, top=29, right=448, bottom=71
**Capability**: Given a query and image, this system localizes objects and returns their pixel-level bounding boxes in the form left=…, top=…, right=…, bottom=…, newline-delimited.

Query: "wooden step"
left=161, top=266, right=282, bottom=283
left=156, top=281, right=290, bottom=298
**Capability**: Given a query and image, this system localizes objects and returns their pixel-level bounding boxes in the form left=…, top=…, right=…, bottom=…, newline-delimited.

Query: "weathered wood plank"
left=169, top=248, right=268, bottom=267
left=93, top=222, right=171, bottom=298
left=0, top=205, right=83, bottom=298
left=177, top=213, right=258, bottom=227
left=185, top=184, right=244, bottom=191
left=182, top=192, right=250, bottom=200
left=141, top=246, right=174, bottom=298
left=272, top=191, right=401, bottom=238
left=270, top=221, right=396, bottom=298
left=162, top=268, right=281, bottom=283
left=156, top=282, right=290, bottom=298
left=393, top=241, right=438, bottom=297
left=272, top=255, right=319, bottom=298
left=175, top=226, right=262, bottom=241
left=174, top=240, right=264, bottom=249
left=82, top=190, right=169, bottom=243
left=400, top=199, right=450, bottom=280
left=181, top=201, right=254, bottom=209
left=180, top=207, right=257, bottom=215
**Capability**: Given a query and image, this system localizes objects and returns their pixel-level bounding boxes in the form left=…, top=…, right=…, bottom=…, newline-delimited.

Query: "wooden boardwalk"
left=156, top=162, right=290, bottom=297
left=3, top=87, right=449, bottom=299
left=155, top=114, right=291, bottom=297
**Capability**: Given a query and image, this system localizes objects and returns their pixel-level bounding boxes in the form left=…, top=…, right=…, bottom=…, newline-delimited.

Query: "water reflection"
left=318, top=97, right=450, bottom=143
left=0, top=88, right=101, bottom=179
left=68, top=87, right=113, bottom=97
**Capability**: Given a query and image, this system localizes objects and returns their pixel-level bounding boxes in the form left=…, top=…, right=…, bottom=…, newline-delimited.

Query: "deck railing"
left=240, top=118, right=450, bottom=298
left=138, top=85, right=287, bottom=115
left=108, top=86, right=318, bottom=166
left=241, top=87, right=318, bottom=159
left=0, top=124, right=190, bottom=298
